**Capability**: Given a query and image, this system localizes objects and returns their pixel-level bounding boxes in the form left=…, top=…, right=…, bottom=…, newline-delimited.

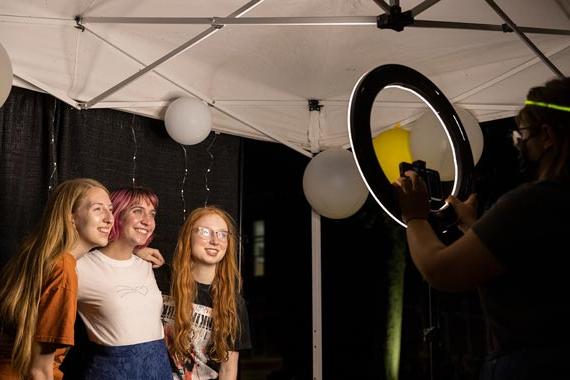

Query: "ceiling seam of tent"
left=452, top=42, right=570, bottom=103
left=0, top=14, right=70, bottom=26
left=483, top=0, right=565, bottom=78
left=212, top=101, right=313, bottom=157
left=555, top=0, right=570, bottom=19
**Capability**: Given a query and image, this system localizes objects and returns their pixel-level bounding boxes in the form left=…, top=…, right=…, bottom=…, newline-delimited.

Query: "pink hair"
left=108, top=187, right=159, bottom=248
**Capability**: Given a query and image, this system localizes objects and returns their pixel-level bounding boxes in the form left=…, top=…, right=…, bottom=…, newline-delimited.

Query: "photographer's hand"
left=393, top=171, right=430, bottom=224
left=446, top=194, right=478, bottom=233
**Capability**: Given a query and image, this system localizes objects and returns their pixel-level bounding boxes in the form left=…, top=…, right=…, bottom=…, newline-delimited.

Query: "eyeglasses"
left=511, top=127, right=537, bottom=146
left=193, top=226, right=230, bottom=242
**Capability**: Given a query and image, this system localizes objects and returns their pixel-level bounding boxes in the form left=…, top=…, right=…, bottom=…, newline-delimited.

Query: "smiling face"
left=191, top=213, right=229, bottom=268
left=71, top=187, right=114, bottom=254
left=118, top=198, right=156, bottom=248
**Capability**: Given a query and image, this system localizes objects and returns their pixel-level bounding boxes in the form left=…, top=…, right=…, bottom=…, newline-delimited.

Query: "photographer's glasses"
left=511, top=127, right=537, bottom=147
left=193, top=226, right=229, bottom=242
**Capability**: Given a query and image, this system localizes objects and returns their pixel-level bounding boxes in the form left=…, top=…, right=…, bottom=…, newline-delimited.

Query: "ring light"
left=348, top=64, right=473, bottom=228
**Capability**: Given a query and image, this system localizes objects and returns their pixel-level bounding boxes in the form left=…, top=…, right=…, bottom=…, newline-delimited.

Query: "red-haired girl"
left=163, top=206, right=251, bottom=380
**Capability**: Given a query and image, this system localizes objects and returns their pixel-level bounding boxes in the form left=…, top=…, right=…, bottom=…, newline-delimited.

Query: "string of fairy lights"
left=129, top=114, right=138, bottom=187
left=48, top=99, right=58, bottom=192
left=203, top=132, right=218, bottom=207
left=127, top=114, right=217, bottom=222
left=44, top=99, right=218, bottom=225
left=179, top=143, right=189, bottom=222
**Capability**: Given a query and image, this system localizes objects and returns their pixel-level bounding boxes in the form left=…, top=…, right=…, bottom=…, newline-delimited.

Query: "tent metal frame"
left=74, top=0, right=569, bottom=156
left=81, top=15, right=570, bottom=37
left=81, top=1, right=568, bottom=90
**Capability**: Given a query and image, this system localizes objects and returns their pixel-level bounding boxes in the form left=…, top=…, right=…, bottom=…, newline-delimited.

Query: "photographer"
left=394, top=76, right=570, bottom=380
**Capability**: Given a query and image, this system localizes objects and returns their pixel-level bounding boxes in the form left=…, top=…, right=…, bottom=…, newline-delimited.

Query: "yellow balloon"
left=373, top=125, right=413, bottom=183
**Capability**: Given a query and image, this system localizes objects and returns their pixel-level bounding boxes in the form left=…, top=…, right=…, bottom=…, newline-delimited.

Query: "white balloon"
left=164, top=97, right=212, bottom=145
left=303, top=148, right=369, bottom=219
left=0, top=42, right=13, bottom=108
left=409, top=106, right=484, bottom=181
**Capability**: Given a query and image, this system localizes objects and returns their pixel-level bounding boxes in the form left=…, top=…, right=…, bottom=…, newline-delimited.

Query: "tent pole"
left=80, top=0, right=265, bottom=109
left=410, top=0, right=441, bottom=17
left=410, top=20, right=570, bottom=36
left=82, top=16, right=570, bottom=37
left=13, top=73, right=81, bottom=109
left=0, top=14, right=69, bottom=26
left=311, top=210, right=323, bottom=380
left=83, top=16, right=378, bottom=26
left=483, top=0, right=565, bottom=78
left=81, top=26, right=222, bottom=109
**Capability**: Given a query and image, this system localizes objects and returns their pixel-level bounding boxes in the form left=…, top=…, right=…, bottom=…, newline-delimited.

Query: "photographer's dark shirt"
left=472, top=180, right=570, bottom=353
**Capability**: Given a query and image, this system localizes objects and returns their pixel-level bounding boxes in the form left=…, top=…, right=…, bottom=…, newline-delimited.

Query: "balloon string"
left=48, top=99, right=58, bottom=192
left=180, top=144, right=189, bottom=222
left=203, top=133, right=218, bottom=207
left=130, top=114, right=137, bottom=187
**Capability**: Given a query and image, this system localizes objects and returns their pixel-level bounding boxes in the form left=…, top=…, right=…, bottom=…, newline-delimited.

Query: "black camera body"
left=399, top=160, right=443, bottom=205
left=398, top=160, right=460, bottom=236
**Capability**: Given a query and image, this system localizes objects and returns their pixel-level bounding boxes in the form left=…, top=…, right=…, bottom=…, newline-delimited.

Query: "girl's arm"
left=134, top=247, right=165, bottom=268
left=28, top=343, right=55, bottom=380
left=218, top=351, right=239, bottom=380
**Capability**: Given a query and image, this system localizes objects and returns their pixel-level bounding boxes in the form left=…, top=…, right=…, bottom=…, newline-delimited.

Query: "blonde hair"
left=0, top=178, right=108, bottom=376
left=170, top=206, right=241, bottom=363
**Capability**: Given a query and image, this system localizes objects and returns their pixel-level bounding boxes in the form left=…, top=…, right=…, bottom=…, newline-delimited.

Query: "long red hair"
left=170, top=206, right=241, bottom=362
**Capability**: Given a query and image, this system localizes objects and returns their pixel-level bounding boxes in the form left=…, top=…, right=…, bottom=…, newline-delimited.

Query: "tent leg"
left=311, top=210, right=322, bottom=380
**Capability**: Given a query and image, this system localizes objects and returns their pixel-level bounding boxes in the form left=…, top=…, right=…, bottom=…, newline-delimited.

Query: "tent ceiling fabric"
left=1, top=0, right=569, bottom=154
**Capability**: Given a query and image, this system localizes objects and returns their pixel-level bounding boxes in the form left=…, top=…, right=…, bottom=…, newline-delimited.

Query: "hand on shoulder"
left=134, top=247, right=165, bottom=268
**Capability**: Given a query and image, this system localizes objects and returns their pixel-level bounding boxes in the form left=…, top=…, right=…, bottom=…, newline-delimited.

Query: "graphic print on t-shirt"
left=162, top=295, right=218, bottom=379
left=115, top=285, right=149, bottom=297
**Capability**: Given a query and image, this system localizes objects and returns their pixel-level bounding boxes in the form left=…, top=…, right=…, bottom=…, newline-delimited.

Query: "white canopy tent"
left=1, top=0, right=569, bottom=377
left=1, top=0, right=569, bottom=156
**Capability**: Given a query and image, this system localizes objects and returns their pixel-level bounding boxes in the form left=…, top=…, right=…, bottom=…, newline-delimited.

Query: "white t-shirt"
left=76, top=249, right=164, bottom=346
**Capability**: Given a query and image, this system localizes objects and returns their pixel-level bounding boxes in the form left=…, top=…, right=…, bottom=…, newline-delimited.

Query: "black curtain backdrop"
left=0, top=87, right=241, bottom=291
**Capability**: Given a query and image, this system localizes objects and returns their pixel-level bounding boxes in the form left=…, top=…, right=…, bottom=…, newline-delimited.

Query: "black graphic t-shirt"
left=162, top=283, right=251, bottom=379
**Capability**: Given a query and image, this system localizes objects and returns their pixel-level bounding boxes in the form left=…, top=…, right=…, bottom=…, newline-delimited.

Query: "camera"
left=399, top=160, right=443, bottom=206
